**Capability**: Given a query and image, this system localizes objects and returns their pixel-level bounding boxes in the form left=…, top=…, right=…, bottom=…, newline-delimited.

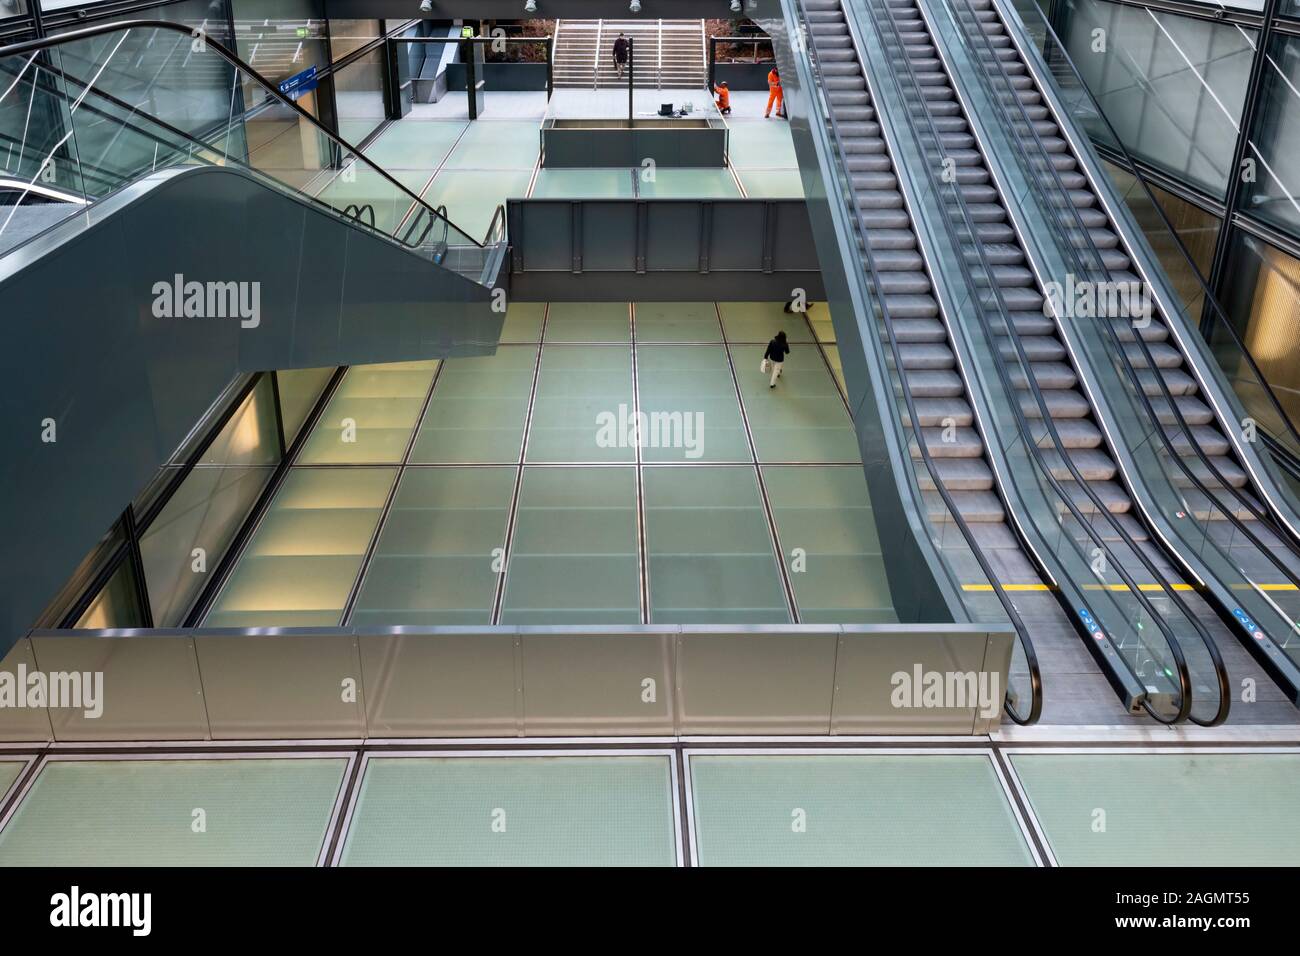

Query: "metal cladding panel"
left=15, top=624, right=1015, bottom=739
left=193, top=631, right=367, bottom=739
left=0, top=640, right=54, bottom=742
left=646, top=204, right=704, bottom=272
left=520, top=628, right=676, bottom=736
left=675, top=626, right=841, bottom=735
left=831, top=625, right=1003, bottom=734
left=359, top=630, right=519, bottom=738
left=30, top=634, right=208, bottom=741
left=580, top=203, right=639, bottom=272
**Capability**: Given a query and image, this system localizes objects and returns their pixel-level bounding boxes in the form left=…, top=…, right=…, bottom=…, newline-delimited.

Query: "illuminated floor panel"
left=338, top=755, right=677, bottom=866
left=1010, top=752, right=1300, bottom=866
left=689, top=754, right=1033, bottom=866
left=212, top=304, right=894, bottom=625
left=0, top=757, right=347, bottom=866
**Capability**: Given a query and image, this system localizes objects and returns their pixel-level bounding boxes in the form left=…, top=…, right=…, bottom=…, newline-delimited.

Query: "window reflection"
left=1215, top=230, right=1300, bottom=431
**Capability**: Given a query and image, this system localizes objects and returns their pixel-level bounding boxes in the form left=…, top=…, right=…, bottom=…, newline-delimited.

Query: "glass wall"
left=64, top=368, right=335, bottom=629
left=328, top=19, right=382, bottom=61
left=331, top=47, right=387, bottom=143
left=75, top=560, right=146, bottom=629
left=230, top=0, right=331, bottom=170
left=138, top=377, right=281, bottom=626
left=1058, top=0, right=1255, bottom=197
left=46, top=0, right=240, bottom=194
left=1101, top=160, right=1222, bottom=311
left=232, top=0, right=328, bottom=86
left=1239, top=33, right=1300, bottom=241
left=1216, top=230, right=1300, bottom=428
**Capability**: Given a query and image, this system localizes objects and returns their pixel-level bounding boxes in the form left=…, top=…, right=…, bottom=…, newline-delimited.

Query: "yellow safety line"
left=962, top=582, right=1197, bottom=592
left=961, top=583, right=1050, bottom=592
left=1082, top=583, right=1195, bottom=592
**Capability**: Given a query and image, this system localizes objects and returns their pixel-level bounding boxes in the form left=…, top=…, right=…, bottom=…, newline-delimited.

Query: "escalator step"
left=899, top=342, right=956, bottom=369
left=1167, top=426, right=1232, bottom=458
left=903, top=369, right=965, bottom=397
left=916, top=458, right=995, bottom=491
left=1018, top=389, right=1092, bottom=420
left=890, top=316, right=947, bottom=342
left=1173, top=456, right=1249, bottom=490
left=928, top=490, right=1007, bottom=522
left=1027, top=418, right=1105, bottom=449
left=996, top=335, right=1067, bottom=363
left=1008, top=362, right=1078, bottom=391
left=871, top=248, right=925, bottom=271
left=912, top=426, right=985, bottom=458
left=883, top=293, right=940, bottom=317
left=1152, top=395, right=1214, bottom=426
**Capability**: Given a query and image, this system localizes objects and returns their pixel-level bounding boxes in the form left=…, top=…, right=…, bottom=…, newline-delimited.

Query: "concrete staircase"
left=553, top=18, right=706, bottom=90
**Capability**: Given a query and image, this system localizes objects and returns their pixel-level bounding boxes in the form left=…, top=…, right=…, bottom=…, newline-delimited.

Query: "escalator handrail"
left=0, top=19, right=494, bottom=251
left=484, top=202, right=508, bottom=247
left=791, top=0, right=1042, bottom=724
left=930, top=0, right=1238, bottom=723
left=997, top=0, right=1300, bottom=502
left=343, top=203, right=377, bottom=229
left=858, top=0, right=1201, bottom=722
left=943, top=0, right=1300, bottom=590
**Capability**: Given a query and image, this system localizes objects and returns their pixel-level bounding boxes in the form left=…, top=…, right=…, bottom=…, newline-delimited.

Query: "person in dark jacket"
left=613, top=34, right=630, bottom=77
left=763, top=330, right=790, bottom=388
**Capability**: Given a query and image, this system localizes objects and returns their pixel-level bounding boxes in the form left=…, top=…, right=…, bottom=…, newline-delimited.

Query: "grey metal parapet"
left=2, top=623, right=1015, bottom=742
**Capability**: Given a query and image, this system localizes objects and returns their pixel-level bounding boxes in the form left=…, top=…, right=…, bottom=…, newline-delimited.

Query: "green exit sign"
left=296, top=27, right=309, bottom=37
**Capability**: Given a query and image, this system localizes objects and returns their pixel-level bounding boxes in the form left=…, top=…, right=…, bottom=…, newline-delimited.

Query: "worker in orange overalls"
left=764, top=67, right=784, bottom=119
left=714, top=80, right=732, bottom=115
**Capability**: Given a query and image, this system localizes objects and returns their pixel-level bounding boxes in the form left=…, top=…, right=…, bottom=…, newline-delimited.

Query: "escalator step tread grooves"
left=874, top=0, right=1248, bottom=527
left=812, top=4, right=1002, bottom=528
left=968, top=0, right=1245, bottom=507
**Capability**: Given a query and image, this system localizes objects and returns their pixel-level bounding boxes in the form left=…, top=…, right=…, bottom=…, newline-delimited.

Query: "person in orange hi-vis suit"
left=714, top=80, right=731, bottom=115
left=764, top=67, right=784, bottom=119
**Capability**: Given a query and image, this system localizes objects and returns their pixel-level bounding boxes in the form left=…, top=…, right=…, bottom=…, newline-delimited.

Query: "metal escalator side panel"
left=761, top=1, right=990, bottom=628
left=799, top=0, right=1045, bottom=722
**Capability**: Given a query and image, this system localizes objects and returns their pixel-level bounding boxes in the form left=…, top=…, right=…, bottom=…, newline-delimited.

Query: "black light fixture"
left=525, top=0, right=537, bottom=10
left=629, top=0, right=641, bottom=11
left=731, top=0, right=742, bottom=10
left=419, top=0, right=432, bottom=11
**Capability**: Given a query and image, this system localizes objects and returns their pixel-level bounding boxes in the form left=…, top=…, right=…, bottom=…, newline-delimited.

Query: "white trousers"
left=769, top=361, right=784, bottom=387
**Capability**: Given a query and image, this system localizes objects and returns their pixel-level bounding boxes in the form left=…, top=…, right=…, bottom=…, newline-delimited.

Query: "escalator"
left=0, top=21, right=508, bottom=644
left=909, top=0, right=1300, bottom=709
left=787, top=0, right=1204, bottom=724
left=783, top=0, right=1300, bottom=723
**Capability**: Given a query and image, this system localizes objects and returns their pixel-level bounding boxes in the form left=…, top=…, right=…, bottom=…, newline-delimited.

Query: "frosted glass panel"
left=204, top=467, right=395, bottom=627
